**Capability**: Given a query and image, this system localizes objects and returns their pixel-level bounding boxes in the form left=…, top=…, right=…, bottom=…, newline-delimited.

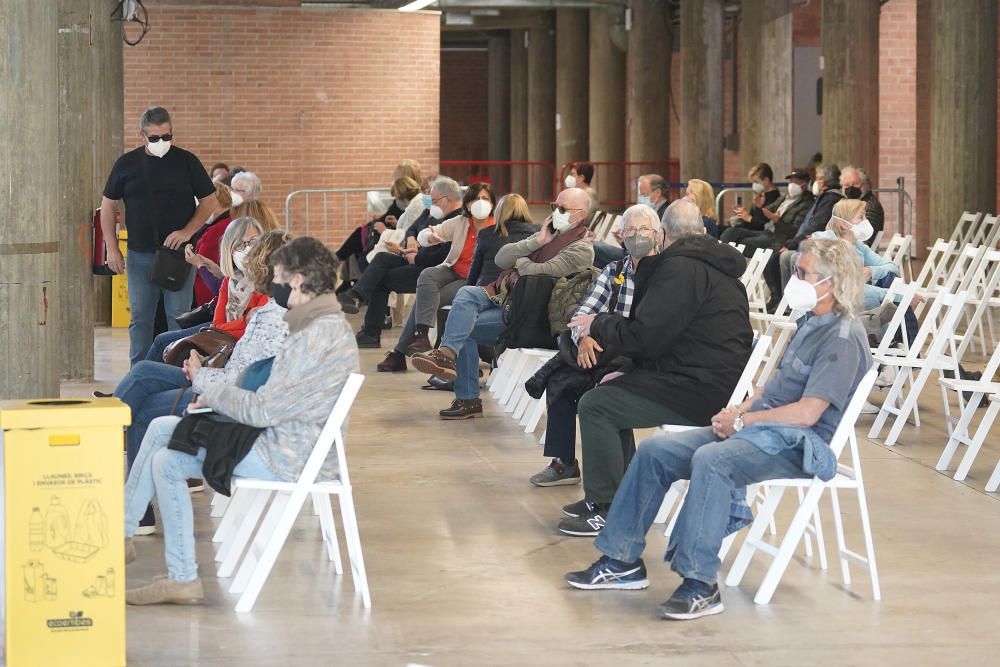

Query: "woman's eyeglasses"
left=794, top=265, right=827, bottom=280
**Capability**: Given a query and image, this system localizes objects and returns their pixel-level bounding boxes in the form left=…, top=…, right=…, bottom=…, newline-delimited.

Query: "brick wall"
left=123, top=2, right=440, bottom=245
left=440, top=49, right=489, bottom=162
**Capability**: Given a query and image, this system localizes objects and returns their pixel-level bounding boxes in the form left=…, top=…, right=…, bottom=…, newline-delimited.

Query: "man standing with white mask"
left=100, top=106, right=218, bottom=365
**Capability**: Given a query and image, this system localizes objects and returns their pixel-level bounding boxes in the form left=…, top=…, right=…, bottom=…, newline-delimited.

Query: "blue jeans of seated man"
left=441, top=286, right=505, bottom=400
left=593, top=426, right=809, bottom=585
left=114, top=360, right=191, bottom=471
left=144, top=324, right=203, bottom=363
left=126, top=250, right=197, bottom=367
left=593, top=242, right=626, bottom=269
left=124, top=416, right=278, bottom=582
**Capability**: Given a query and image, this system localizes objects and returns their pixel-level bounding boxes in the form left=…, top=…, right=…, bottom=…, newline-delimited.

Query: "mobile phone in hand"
left=736, top=195, right=743, bottom=207
left=186, top=406, right=214, bottom=415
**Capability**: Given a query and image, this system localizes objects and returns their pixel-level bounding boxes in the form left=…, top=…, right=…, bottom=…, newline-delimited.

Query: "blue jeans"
left=594, top=427, right=808, bottom=585
left=144, top=324, right=203, bottom=363
left=114, top=360, right=192, bottom=471
left=124, top=416, right=277, bottom=581
left=441, top=286, right=505, bottom=400
left=126, top=250, right=197, bottom=367
left=593, top=242, right=625, bottom=269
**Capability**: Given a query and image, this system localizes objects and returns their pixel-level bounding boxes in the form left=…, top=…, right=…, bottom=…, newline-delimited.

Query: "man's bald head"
left=554, top=187, right=593, bottom=227
left=661, top=198, right=705, bottom=246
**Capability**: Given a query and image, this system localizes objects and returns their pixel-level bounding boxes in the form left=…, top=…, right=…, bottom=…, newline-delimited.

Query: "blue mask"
left=422, top=194, right=433, bottom=208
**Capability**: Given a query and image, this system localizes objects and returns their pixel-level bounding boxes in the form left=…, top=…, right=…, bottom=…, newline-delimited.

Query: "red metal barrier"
left=558, top=161, right=681, bottom=208
left=438, top=161, right=555, bottom=205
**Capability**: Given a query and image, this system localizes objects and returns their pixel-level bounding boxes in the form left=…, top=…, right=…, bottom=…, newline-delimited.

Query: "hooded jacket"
left=589, top=235, right=754, bottom=426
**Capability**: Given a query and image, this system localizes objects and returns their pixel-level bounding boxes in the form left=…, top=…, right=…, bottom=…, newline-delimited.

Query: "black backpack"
left=498, top=274, right=559, bottom=351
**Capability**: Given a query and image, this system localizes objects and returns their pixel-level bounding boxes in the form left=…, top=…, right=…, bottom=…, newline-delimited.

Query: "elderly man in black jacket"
left=558, top=199, right=754, bottom=536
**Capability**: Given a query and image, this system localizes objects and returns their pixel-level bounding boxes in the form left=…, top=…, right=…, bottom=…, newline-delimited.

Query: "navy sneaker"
left=656, top=578, right=724, bottom=620
left=565, top=555, right=649, bottom=590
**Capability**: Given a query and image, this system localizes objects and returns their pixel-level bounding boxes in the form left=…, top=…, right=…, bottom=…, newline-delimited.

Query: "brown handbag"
left=163, top=328, right=237, bottom=368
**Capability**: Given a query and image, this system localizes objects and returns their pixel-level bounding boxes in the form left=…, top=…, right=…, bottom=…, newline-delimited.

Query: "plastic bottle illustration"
left=29, top=508, right=44, bottom=552
left=45, top=496, right=71, bottom=549
left=44, top=575, right=58, bottom=601
left=105, top=567, right=116, bottom=597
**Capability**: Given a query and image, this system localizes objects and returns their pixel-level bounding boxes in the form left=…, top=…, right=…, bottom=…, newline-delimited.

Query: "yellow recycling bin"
left=0, top=398, right=131, bottom=667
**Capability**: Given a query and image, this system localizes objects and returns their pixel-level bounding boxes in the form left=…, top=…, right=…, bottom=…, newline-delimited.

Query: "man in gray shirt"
left=564, top=237, right=873, bottom=622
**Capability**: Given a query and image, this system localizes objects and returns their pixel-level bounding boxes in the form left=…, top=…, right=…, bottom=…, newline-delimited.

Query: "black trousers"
left=543, top=395, right=580, bottom=462
left=361, top=261, right=423, bottom=335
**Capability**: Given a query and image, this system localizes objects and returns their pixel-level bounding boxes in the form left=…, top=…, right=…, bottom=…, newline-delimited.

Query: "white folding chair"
left=913, top=239, right=958, bottom=307
left=879, top=233, right=913, bottom=282
left=869, top=290, right=968, bottom=447
left=740, top=248, right=773, bottom=315
left=946, top=211, right=984, bottom=249
left=954, top=249, right=1000, bottom=359
left=915, top=243, right=984, bottom=317
left=969, top=213, right=999, bottom=248
left=214, top=374, right=370, bottom=612
left=935, top=343, right=1000, bottom=482
left=725, top=368, right=881, bottom=604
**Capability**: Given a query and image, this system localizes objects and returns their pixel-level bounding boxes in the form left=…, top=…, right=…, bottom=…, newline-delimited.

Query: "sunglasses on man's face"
left=550, top=203, right=583, bottom=215
left=145, top=133, right=173, bottom=143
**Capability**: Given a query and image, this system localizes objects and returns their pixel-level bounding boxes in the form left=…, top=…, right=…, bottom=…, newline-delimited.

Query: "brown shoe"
left=411, top=348, right=458, bottom=381
left=126, top=577, right=204, bottom=606
left=439, top=398, right=483, bottom=420
left=187, top=479, right=204, bottom=493
left=125, top=538, right=136, bottom=565
left=376, top=350, right=407, bottom=373
left=406, top=331, right=433, bottom=356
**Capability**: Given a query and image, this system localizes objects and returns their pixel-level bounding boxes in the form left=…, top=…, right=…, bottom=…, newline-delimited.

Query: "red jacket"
left=213, top=277, right=268, bottom=339
left=193, top=214, right=233, bottom=305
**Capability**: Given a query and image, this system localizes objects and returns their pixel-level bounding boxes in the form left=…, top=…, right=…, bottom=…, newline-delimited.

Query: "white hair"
left=430, top=175, right=462, bottom=201
left=231, top=171, right=262, bottom=198
left=621, top=204, right=660, bottom=231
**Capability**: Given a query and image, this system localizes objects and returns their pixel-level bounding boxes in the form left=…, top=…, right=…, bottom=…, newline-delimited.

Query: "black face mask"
left=844, top=186, right=863, bottom=200
left=269, top=282, right=293, bottom=309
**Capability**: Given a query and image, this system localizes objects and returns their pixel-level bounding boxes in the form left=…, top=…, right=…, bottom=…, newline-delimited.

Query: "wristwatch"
left=733, top=413, right=745, bottom=433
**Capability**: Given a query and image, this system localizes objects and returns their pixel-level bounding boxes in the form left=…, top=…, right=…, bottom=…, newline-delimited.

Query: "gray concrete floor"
left=61, top=324, right=1000, bottom=666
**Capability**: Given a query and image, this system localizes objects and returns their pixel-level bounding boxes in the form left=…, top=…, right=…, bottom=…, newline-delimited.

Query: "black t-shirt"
left=103, top=146, right=215, bottom=252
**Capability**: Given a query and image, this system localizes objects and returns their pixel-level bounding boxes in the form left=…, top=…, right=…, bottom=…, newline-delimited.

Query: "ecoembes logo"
left=47, top=609, right=93, bottom=629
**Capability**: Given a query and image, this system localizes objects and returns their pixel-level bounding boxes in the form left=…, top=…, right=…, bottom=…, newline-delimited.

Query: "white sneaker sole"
left=566, top=578, right=649, bottom=591
left=134, top=525, right=156, bottom=536
left=658, top=603, right=725, bottom=620
left=531, top=476, right=582, bottom=487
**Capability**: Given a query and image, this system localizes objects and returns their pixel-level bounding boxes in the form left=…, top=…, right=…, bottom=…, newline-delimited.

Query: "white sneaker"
left=861, top=400, right=881, bottom=415
left=875, top=365, right=897, bottom=388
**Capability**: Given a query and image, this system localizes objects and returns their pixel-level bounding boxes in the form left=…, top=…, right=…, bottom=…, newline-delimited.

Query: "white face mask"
left=551, top=208, right=573, bottom=232
left=233, top=248, right=249, bottom=273
left=470, top=199, right=492, bottom=220
left=811, top=180, right=821, bottom=196
left=784, top=274, right=830, bottom=312
left=787, top=182, right=803, bottom=199
left=752, top=182, right=764, bottom=195
left=230, top=192, right=244, bottom=208
left=429, top=205, right=444, bottom=220
left=147, top=139, right=171, bottom=158
left=564, top=175, right=577, bottom=189
left=852, top=218, right=874, bottom=243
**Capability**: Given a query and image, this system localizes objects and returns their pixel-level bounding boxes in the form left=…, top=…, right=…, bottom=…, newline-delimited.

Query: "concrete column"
left=627, top=0, right=672, bottom=167
left=57, top=0, right=95, bottom=380
left=527, top=15, right=556, bottom=201
left=930, top=0, right=998, bottom=241
left=820, top=0, right=880, bottom=177
left=487, top=33, right=511, bottom=190
left=741, top=0, right=794, bottom=177
left=589, top=7, right=627, bottom=204
left=680, top=0, right=724, bottom=181
left=555, top=9, right=589, bottom=170
left=510, top=29, right=529, bottom=195
left=0, top=0, right=60, bottom=397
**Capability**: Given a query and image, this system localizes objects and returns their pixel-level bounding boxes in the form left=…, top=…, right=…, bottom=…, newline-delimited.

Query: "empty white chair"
left=869, top=290, right=968, bottom=447
left=214, top=373, right=370, bottom=612
left=725, top=368, right=881, bottom=604
left=946, top=211, right=984, bottom=248
left=935, top=342, right=1000, bottom=482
